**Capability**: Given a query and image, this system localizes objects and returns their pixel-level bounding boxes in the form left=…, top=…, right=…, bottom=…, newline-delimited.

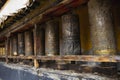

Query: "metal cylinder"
left=37, top=28, right=45, bottom=55
left=9, top=37, right=13, bottom=56
left=33, top=25, right=45, bottom=56
left=25, top=30, right=34, bottom=56
left=12, top=35, right=18, bottom=56
left=18, top=33, right=25, bottom=56
left=61, top=14, right=80, bottom=55
left=45, top=20, right=59, bottom=56
left=88, top=0, right=116, bottom=55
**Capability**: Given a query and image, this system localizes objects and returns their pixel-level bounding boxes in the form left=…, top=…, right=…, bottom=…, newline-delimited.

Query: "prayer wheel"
left=45, top=20, right=59, bottom=56
left=88, top=0, right=116, bottom=55
left=25, top=30, right=34, bottom=56
left=12, top=35, right=18, bottom=56
left=9, top=37, right=13, bottom=56
left=33, top=25, right=45, bottom=56
left=18, top=33, right=25, bottom=56
left=61, top=13, right=81, bottom=55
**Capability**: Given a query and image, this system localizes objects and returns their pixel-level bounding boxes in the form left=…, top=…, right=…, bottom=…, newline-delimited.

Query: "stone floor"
left=0, top=62, right=118, bottom=80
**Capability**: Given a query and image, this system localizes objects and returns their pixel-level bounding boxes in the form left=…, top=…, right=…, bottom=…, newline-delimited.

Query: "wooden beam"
left=0, top=55, right=119, bottom=62
left=0, top=0, right=88, bottom=38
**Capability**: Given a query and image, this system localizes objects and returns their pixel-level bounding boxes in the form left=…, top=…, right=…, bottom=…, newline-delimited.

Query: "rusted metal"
left=12, top=35, right=18, bottom=56
left=88, top=0, right=116, bottom=55
left=45, top=20, right=59, bottom=56
left=61, top=13, right=80, bottom=55
left=25, top=30, right=34, bottom=56
left=18, top=33, right=25, bottom=56
left=35, top=25, right=45, bottom=55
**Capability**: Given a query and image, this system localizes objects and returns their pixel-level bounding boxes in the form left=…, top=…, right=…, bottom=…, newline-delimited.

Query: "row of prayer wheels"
left=0, top=47, right=5, bottom=56
left=4, top=0, right=116, bottom=56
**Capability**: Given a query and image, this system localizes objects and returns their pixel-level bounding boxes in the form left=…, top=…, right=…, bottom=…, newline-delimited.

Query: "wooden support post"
left=34, top=59, right=39, bottom=68
left=45, top=19, right=59, bottom=56
left=61, top=13, right=81, bottom=55
left=5, top=37, right=9, bottom=63
left=18, top=33, right=25, bottom=56
left=25, top=30, right=34, bottom=56
left=88, top=0, right=116, bottom=55
left=33, top=25, right=39, bottom=68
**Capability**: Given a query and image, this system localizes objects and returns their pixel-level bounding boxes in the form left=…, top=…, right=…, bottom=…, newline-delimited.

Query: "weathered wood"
left=33, top=25, right=39, bottom=68
left=34, top=59, right=39, bottom=68
left=45, top=20, right=59, bottom=56
left=33, top=26, right=37, bottom=56
left=0, top=55, right=120, bottom=62
left=25, top=30, right=34, bottom=56
left=0, top=0, right=88, bottom=38
left=88, top=0, right=116, bottom=55
left=18, top=33, right=25, bottom=56
left=61, top=13, right=80, bottom=55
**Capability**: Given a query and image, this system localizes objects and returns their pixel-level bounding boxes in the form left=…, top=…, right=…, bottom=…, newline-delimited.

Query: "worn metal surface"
left=25, top=30, right=34, bottom=56
left=88, top=0, right=116, bottom=55
left=35, top=25, right=45, bottom=56
left=45, top=20, right=59, bottom=56
left=12, top=35, right=18, bottom=56
left=9, top=37, right=13, bottom=56
left=18, top=33, right=25, bottom=56
left=5, top=39, right=8, bottom=56
left=62, top=14, right=80, bottom=55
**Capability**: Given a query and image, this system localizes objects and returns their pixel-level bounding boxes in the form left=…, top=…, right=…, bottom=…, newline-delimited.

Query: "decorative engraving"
left=45, top=20, right=59, bottom=56
left=88, top=0, right=116, bottom=55
left=62, top=14, right=80, bottom=55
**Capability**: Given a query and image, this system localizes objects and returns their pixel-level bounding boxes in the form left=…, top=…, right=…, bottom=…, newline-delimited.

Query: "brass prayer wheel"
left=12, top=35, right=18, bottom=56
left=45, top=20, right=59, bottom=56
left=25, top=30, right=34, bottom=56
left=88, top=0, right=116, bottom=55
left=18, top=33, right=25, bottom=56
left=36, top=27, right=45, bottom=56
left=61, top=13, right=81, bottom=55
left=9, top=37, right=13, bottom=56
left=33, top=24, right=45, bottom=56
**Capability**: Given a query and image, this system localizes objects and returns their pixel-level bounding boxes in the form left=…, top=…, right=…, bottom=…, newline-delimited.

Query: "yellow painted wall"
left=75, top=5, right=92, bottom=54
left=73, top=3, right=120, bottom=54
left=113, top=5, right=120, bottom=53
left=58, top=3, right=120, bottom=55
